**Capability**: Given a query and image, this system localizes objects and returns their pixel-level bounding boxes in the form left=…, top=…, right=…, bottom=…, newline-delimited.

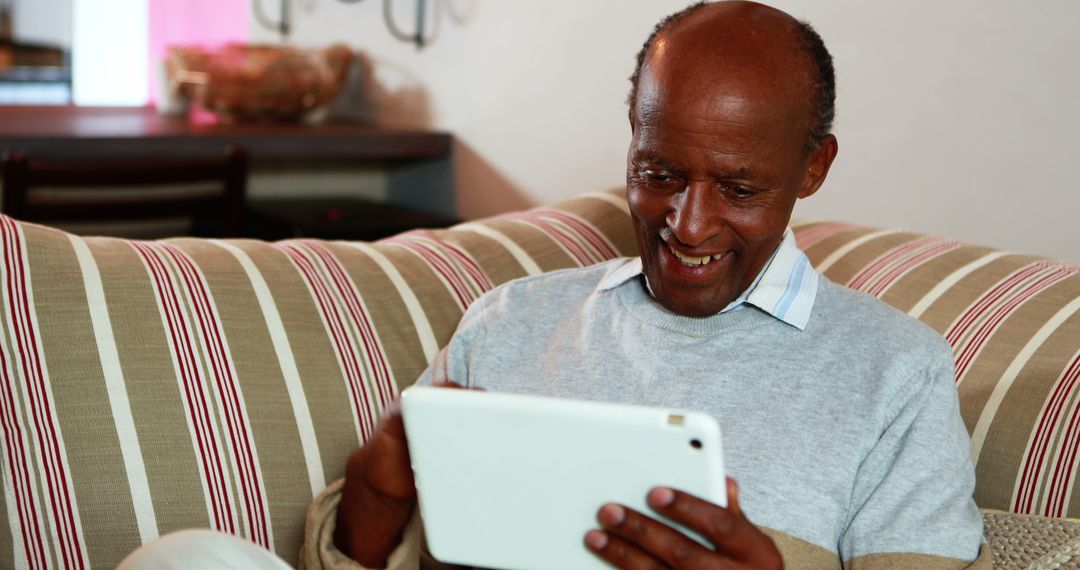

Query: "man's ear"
left=799, top=134, right=838, bottom=199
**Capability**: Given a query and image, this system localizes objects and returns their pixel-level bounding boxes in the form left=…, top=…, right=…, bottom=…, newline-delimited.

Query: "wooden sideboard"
left=0, top=105, right=455, bottom=216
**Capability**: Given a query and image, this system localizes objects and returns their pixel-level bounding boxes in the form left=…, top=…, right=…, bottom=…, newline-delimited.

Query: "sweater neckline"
left=615, top=276, right=770, bottom=337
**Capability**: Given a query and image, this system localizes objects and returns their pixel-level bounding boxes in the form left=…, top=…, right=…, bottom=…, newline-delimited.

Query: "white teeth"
left=669, top=245, right=725, bottom=266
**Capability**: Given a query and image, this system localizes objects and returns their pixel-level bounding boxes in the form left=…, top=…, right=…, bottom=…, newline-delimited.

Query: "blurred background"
left=0, top=0, right=1077, bottom=259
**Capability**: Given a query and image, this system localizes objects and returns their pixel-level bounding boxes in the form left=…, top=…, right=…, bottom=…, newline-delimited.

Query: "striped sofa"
left=0, top=188, right=1077, bottom=569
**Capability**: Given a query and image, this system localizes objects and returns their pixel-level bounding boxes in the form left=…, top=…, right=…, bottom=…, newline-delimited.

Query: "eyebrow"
left=634, top=154, right=681, bottom=171
left=634, top=154, right=765, bottom=184
left=720, top=167, right=756, bottom=181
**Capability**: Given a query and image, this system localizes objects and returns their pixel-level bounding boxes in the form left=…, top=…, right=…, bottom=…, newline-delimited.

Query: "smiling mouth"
left=667, top=243, right=729, bottom=267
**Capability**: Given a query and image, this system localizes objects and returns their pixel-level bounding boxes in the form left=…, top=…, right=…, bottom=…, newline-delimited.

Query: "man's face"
left=626, top=41, right=833, bottom=318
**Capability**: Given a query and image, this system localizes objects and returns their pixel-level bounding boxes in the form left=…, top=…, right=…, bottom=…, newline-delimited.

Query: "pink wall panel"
left=148, top=0, right=250, bottom=102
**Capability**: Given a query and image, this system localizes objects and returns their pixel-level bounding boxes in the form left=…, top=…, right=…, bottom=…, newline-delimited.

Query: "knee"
left=117, top=529, right=290, bottom=570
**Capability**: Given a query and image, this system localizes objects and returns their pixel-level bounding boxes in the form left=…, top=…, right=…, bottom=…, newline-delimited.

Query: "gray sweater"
left=421, top=258, right=987, bottom=568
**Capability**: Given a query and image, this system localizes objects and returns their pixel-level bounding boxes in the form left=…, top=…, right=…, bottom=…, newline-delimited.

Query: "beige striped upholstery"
left=0, top=187, right=1075, bottom=568
left=0, top=191, right=636, bottom=569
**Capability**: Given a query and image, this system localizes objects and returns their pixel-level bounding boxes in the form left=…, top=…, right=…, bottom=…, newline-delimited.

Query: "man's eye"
left=643, top=170, right=675, bottom=183
left=725, top=184, right=755, bottom=198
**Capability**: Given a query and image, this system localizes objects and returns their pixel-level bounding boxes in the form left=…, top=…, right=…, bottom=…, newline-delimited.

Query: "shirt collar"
left=596, top=229, right=818, bottom=330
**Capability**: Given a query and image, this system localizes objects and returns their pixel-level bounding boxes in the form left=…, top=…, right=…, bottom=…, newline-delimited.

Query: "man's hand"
left=585, top=478, right=783, bottom=570
left=335, top=381, right=467, bottom=567
left=334, top=398, right=416, bottom=567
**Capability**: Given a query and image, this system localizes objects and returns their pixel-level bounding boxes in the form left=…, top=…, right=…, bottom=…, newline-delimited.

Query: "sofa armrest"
left=983, top=509, right=1080, bottom=569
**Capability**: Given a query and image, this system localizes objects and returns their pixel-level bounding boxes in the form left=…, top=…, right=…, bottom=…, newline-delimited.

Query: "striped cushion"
left=0, top=190, right=635, bottom=568
left=793, top=221, right=1080, bottom=520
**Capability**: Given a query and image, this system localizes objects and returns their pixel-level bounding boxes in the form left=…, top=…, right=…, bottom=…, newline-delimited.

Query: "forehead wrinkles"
left=639, top=90, right=765, bottom=133
left=638, top=58, right=805, bottom=122
left=634, top=72, right=804, bottom=161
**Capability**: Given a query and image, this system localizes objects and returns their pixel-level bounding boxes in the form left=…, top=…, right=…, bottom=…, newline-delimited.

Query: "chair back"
left=1, top=146, right=248, bottom=237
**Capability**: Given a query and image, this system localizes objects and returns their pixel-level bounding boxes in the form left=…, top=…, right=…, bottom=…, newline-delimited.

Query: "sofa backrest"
left=0, top=187, right=1076, bottom=568
left=0, top=191, right=635, bottom=568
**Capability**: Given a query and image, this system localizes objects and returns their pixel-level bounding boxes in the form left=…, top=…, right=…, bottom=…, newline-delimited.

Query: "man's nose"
left=667, top=181, right=723, bottom=247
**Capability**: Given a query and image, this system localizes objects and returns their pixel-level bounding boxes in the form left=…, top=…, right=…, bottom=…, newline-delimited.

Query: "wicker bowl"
left=168, top=43, right=353, bottom=123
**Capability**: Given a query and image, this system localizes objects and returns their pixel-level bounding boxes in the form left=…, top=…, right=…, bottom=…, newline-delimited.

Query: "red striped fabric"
left=792, top=222, right=856, bottom=251
left=1047, top=355, right=1080, bottom=517
left=865, top=241, right=962, bottom=298
left=278, top=242, right=382, bottom=442
left=0, top=217, right=48, bottom=568
left=1016, top=352, right=1080, bottom=516
left=2, top=216, right=84, bottom=569
left=948, top=263, right=1076, bottom=381
left=0, top=190, right=642, bottom=566
left=508, top=209, right=618, bottom=267
left=134, top=241, right=237, bottom=536
left=0, top=335, right=44, bottom=569
left=433, top=239, right=496, bottom=293
left=160, top=243, right=271, bottom=548
left=846, top=236, right=962, bottom=297
left=947, top=264, right=1044, bottom=348
left=534, top=212, right=613, bottom=264
left=532, top=210, right=620, bottom=261
left=383, top=234, right=492, bottom=311
left=302, top=241, right=398, bottom=413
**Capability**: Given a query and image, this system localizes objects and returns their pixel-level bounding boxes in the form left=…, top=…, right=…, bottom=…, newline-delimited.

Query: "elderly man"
left=327, top=2, right=989, bottom=569
left=121, top=1, right=989, bottom=569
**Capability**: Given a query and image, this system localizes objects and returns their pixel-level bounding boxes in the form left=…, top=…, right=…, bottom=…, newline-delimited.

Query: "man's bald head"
left=628, top=1, right=835, bottom=151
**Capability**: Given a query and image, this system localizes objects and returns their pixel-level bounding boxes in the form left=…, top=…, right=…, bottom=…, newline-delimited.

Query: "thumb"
left=726, top=477, right=744, bottom=518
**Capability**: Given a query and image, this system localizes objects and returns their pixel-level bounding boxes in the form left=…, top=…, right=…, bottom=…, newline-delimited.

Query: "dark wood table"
left=0, top=106, right=457, bottom=231
left=245, top=197, right=460, bottom=241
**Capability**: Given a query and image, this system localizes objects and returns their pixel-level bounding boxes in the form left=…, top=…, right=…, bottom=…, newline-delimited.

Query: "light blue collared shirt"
left=595, top=229, right=818, bottom=330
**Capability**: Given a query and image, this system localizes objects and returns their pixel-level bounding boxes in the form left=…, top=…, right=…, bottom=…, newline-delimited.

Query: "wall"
left=11, top=0, right=71, bottom=47
left=275, top=0, right=1075, bottom=261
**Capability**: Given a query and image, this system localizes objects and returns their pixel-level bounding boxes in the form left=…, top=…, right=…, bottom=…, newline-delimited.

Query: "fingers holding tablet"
left=335, top=380, right=469, bottom=565
left=586, top=501, right=716, bottom=569
left=356, top=380, right=471, bottom=500
left=586, top=480, right=783, bottom=570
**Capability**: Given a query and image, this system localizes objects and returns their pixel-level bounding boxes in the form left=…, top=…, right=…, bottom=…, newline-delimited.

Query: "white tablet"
left=400, top=386, right=726, bottom=570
